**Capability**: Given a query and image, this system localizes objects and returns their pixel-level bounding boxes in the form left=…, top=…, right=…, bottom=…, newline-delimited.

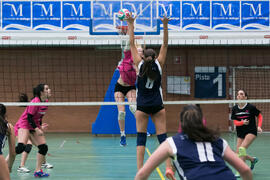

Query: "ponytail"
left=140, top=48, right=157, bottom=80
left=139, top=60, right=157, bottom=81
left=19, top=83, right=45, bottom=104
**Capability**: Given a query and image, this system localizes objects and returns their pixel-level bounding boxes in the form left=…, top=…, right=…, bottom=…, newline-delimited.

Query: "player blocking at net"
left=126, top=13, right=175, bottom=179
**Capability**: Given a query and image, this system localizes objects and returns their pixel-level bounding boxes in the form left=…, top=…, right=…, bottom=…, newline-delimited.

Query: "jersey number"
left=145, top=78, right=154, bottom=89
left=196, top=142, right=215, bottom=162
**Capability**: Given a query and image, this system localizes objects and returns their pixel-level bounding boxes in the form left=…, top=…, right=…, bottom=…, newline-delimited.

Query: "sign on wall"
left=0, top=0, right=270, bottom=32
left=167, top=76, right=190, bottom=95
left=195, top=67, right=226, bottom=98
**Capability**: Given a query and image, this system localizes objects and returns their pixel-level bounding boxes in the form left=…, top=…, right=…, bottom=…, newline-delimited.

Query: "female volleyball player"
left=114, top=28, right=144, bottom=146
left=14, top=84, right=51, bottom=177
left=16, top=92, right=53, bottom=173
left=231, top=89, right=262, bottom=176
left=126, top=14, right=175, bottom=179
left=0, top=104, right=16, bottom=179
left=135, top=105, right=253, bottom=180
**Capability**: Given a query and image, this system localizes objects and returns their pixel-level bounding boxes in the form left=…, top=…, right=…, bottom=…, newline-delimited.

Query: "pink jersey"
left=14, top=97, right=48, bottom=136
left=118, top=50, right=136, bottom=86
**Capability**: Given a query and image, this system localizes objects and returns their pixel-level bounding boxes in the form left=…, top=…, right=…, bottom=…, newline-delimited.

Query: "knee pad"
left=137, top=132, right=147, bottom=146
left=38, top=144, right=48, bottom=156
left=129, top=105, right=136, bottom=115
left=157, top=133, right=167, bottom=144
left=16, top=143, right=26, bottom=154
left=238, top=147, right=247, bottom=157
left=24, top=144, right=32, bottom=154
left=118, top=111, right=126, bottom=121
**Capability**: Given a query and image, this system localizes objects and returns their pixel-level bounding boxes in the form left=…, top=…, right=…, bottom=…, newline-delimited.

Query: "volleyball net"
left=0, top=44, right=270, bottom=133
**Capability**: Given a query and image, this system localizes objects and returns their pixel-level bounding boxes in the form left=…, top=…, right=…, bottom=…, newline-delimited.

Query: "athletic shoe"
left=34, top=169, right=49, bottom=178
left=17, top=166, right=30, bottom=173
left=250, top=157, right=258, bottom=170
left=235, top=171, right=240, bottom=178
left=120, top=135, right=127, bottom=146
left=41, top=162, right=54, bottom=169
left=147, top=132, right=151, bottom=136
left=165, top=167, right=175, bottom=180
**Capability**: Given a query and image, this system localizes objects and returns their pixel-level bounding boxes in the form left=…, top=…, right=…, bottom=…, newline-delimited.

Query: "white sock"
left=120, top=131, right=125, bottom=137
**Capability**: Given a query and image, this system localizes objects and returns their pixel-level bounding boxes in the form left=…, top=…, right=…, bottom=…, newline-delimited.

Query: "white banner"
left=167, top=76, right=190, bottom=95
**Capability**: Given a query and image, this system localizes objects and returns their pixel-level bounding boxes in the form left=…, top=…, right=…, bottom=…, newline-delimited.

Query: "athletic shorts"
left=114, top=82, right=136, bottom=96
left=137, top=105, right=164, bottom=115
left=237, top=129, right=257, bottom=139
left=30, top=130, right=35, bottom=134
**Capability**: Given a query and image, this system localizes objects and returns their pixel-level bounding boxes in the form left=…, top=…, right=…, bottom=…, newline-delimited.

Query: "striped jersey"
left=231, top=103, right=260, bottom=133
left=136, top=59, right=163, bottom=107
left=167, top=133, right=236, bottom=180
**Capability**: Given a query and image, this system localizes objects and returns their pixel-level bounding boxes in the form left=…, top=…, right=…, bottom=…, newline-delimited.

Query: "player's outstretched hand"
left=126, top=12, right=136, bottom=24
left=160, top=16, right=170, bottom=25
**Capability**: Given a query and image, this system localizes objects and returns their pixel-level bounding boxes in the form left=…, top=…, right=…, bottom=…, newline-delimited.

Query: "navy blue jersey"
left=167, top=133, right=236, bottom=180
left=231, top=103, right=260, bottom=133
left=0, top=133, right=7, bottom=155
left=136, top=60, right=163, bottom=107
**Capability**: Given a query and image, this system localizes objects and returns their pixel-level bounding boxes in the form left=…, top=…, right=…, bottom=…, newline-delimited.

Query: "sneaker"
left=41, top=162, right=54, bottom=169
left=250, top=157, right=258, bottom=170
left=34, top=169, right=49, bottom=178
left=17, top=166, right=31, bottom=173
left=147, top=132, right=151, bottom=136
left=165, top=167, right=175, bottom=180
left=120, top=135, right=127, bottom=146
left=235, top=171, right=240, bottom=178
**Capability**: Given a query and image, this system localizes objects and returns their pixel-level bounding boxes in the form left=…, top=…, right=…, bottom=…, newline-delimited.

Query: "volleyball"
left=117, top=9, right=130, bottom=21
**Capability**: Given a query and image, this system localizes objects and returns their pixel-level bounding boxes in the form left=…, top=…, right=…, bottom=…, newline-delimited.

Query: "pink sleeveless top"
left=118, top=50, right=136, bottom=86
left=14, top=97, right=48, bottom=136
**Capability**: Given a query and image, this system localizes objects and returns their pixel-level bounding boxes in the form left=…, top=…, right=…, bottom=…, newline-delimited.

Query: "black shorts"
left=30, top=130, right=35, bottom=134
left=137, top=105, right=164, bottom=115
left=114, top=82, right=136, bottom=96
left=237, top=129, right=257, bottom=139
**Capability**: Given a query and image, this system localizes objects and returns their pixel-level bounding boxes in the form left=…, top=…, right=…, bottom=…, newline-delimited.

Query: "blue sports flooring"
left=3, top=133, right=270, bottom=180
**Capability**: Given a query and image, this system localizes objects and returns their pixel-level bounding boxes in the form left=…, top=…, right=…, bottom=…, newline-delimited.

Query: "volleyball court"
left=0, top=0, right=270, bottom=179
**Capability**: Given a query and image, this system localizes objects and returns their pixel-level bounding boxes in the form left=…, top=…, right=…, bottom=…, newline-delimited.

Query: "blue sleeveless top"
left=167, top=133, right=236, bottom=180
left=136, top=59, right=163, bottom=107
left=0, top=133, right=7, bottom=155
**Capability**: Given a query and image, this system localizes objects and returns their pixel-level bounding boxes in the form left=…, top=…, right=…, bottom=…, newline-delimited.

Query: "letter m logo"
left=64, top=3, right=83, bottom=16
left=34, top=3, right=54, bottom=17
left=243, top=3, right=262, bottom=16
left=4, top=3, right=23, bottom=17
left=184, top=3, right=203, bottom=16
